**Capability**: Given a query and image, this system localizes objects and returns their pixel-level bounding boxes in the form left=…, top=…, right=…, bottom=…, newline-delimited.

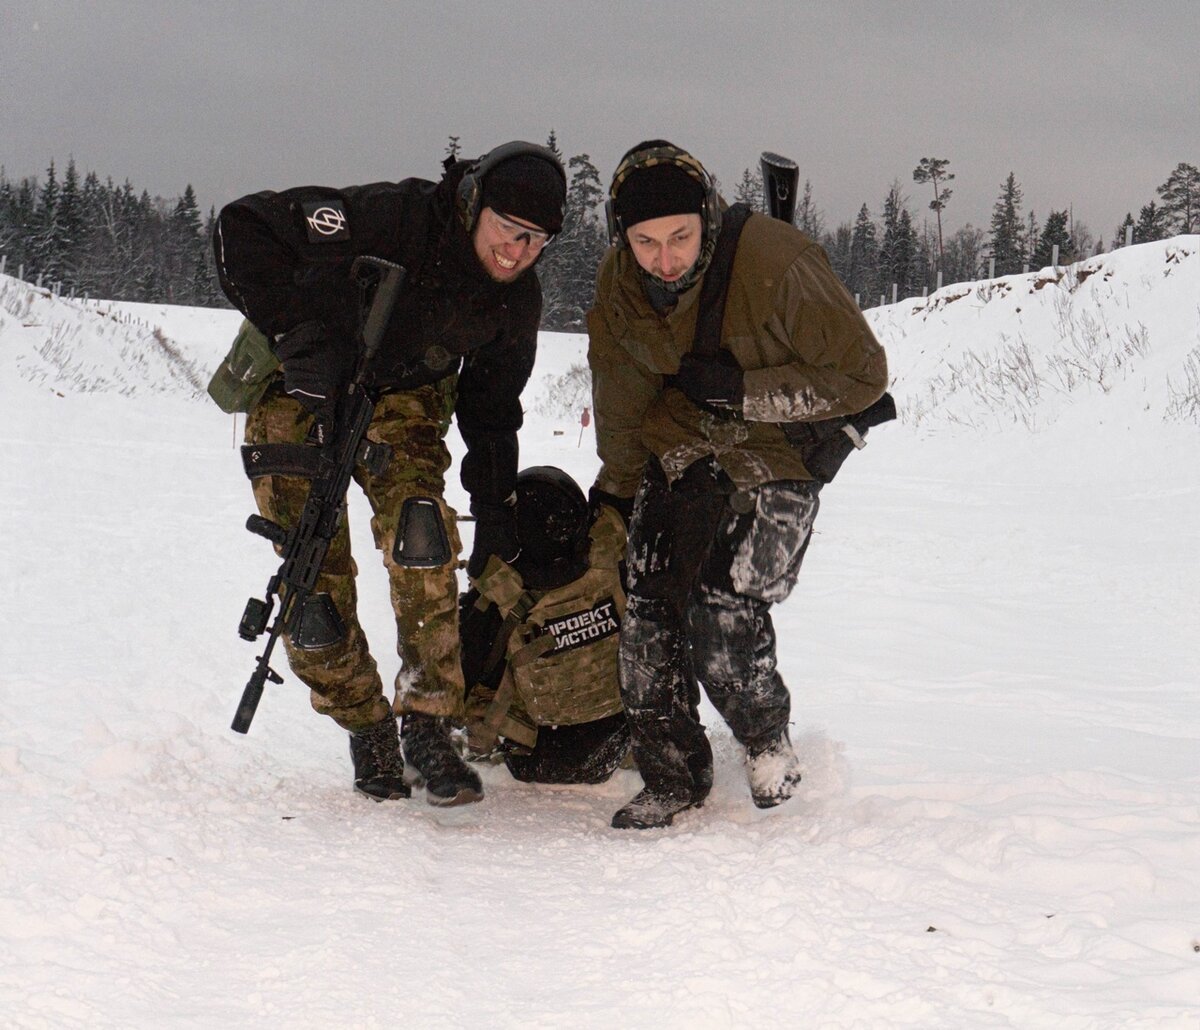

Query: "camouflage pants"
left=621, top=457, right=820, bottom=796
left=244, top=379, right=465, bottom=732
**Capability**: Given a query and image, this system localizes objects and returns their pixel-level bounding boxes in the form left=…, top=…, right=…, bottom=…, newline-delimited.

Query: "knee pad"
left=393, top=496, right=452, bottom=568
left=292, top=593, right=347, bottom=650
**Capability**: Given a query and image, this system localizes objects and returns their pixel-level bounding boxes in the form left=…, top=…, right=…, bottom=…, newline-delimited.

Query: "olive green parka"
left=587, top=211, right=888, bottom=497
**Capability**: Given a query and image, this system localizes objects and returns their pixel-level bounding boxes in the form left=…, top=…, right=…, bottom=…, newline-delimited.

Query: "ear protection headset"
left=455, top=141, right=567, bottom=234
left=604, top=142, right=721, bottom=249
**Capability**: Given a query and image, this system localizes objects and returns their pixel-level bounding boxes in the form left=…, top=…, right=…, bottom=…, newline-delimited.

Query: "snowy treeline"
left=0, top=160, right=222, bottom=307
left=733, top=159, right=1199, bottom=308
left=4, top=147, right=1196, bottom=324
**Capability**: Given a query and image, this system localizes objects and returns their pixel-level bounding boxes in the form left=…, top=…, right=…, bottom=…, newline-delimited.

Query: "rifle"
left=230, top=256, right=405, bottom=734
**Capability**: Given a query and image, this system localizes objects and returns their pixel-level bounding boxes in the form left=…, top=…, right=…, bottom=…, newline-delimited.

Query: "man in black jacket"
left=213, top=142, right=566, bottom=806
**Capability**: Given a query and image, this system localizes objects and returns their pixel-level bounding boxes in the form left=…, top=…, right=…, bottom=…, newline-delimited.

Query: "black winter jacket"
left=213, top=163, right=541, bottom=515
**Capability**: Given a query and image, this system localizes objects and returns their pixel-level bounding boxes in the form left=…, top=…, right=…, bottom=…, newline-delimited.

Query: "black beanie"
left=482, top=154, right=566, bottom=234
left=613, top=162, right=706, bottom=232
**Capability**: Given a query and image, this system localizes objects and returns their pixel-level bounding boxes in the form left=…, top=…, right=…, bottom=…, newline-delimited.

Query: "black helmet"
left=514, top=466, right=589, bottom=588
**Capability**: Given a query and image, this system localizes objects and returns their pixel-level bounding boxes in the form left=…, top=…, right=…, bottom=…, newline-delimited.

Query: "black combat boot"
left=611, top=786, right=697, bottom=830
left=401, top=712, right=484, bottom=807
left=348, top=717, right=411, bottom=802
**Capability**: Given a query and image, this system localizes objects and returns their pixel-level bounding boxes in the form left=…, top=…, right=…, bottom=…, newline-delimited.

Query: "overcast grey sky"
left=3, top=1, right=1197, bottom=243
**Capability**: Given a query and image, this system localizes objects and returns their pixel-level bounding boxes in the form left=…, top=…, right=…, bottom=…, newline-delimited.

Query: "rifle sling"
left=690, top=202, right=753, bottom=360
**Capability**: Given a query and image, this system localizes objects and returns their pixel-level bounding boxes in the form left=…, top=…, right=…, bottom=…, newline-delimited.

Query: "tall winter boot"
left=348, top=716, right=412, bottom=802
left=401, top=712, right=484, bottom=807
left=745, top=729, right=803, bottom=809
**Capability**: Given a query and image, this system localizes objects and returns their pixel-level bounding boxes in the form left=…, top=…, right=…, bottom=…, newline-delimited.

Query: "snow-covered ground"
left=1, top=240, right=1198, bottom=1028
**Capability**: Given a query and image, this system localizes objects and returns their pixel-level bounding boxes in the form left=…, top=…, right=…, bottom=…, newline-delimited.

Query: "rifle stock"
left=230, top=257, right=406, bottom=733
left=760, top=151, right=800, bottom=226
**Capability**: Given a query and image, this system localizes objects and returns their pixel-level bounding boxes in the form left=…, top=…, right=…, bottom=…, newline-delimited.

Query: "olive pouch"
left=206, top=319, right=281, bottom=413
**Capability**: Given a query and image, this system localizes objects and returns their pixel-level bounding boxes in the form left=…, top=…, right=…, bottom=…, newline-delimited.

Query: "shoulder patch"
left=301, top=199, right=350, bottom=242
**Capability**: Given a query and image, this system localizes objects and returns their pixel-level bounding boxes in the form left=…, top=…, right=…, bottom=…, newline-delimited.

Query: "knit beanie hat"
left=482, top=154, right=566, bottom=234
left=612, top=151, right=706, bottom=231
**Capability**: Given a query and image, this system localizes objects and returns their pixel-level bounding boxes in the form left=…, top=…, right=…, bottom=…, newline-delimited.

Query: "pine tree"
left=943, top=224, right=987, bottom=285
left=911, top=214, right=934, bottom=292
left=538, top=152, right=606, bottom=331
left=734, top=167, right=765, bottom=212
left=57, top=159, right=84, bottom=287
left=445, top=136, right=462, bottom=161
left=1135, top=201, right=1168, bottom=243
left=1031, top=210, right=1073, bottom=267
left=0, top=160, right=236, bottom=305
left=989, top=173, right=1024, bottom=275
left=795, top=180, right=823, bottom=239
left=0, top=170, right=18, bottom=262
left=200, top=206, right=223, bottom=304
left=78, top=175, right=121, bottom=297
left=545, top=130, right=563, bottom=164
left=822, top=222, right=852, bottom=287
left=31, top=160, right=62, bottom=282
left=877, top=188, right=901, bottom=299
left=878, top=183, right=918, bottom=300
left=912, top=157, right=954, bottom=272
left=1156, top=162, right=1199, bottom=234
left=167, top=184, right=206, bottom=304
left=1, top=172, right=40, bottom=279
left=1112, top=212, right=1135, bottom=248
left=848, top=204, right=878, bottom=304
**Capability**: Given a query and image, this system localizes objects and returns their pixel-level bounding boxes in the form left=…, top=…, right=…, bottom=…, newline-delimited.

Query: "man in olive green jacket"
left=587, top=141, right=888, bottom=829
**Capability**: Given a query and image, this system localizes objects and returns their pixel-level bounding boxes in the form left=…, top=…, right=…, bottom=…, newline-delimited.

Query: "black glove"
left=467, top=500, right=520, bottom=579
left=272, top=321, right=354, bottom=420
left=672, top=353, right=744, bottom=410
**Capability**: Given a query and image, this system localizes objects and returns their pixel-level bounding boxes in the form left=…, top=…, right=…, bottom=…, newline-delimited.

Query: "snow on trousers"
left=244, top=379, right=465, bottom=732
left=621, top=457, right=820, bottom=797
